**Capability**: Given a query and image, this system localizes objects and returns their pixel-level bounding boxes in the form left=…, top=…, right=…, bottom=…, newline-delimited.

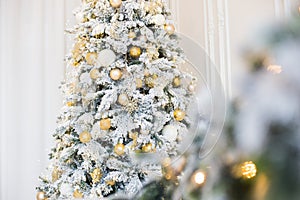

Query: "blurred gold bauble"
left=164, top=24, right=175, bottom=35
left=129, top=46, right=142, bottom=58
left=52, top=167, right=62, bottom=182
left=174, top=109, right=185, bottom=121
left=85, top=52, right=97, bottom=65
left=110, top=0, right=122, bottom=8
left=109, top=68, right=122, bottom=81
left=118, top=93, right=129, bottom=106
left=36, top=191, right=46, bottom=200
left=73, top=189, right=83, bottom=199
left=106, top=179, right=116, bottom=186
left=66, top=101, right=75, bottom=107
left=90, top=168, right=102, bottom=183
left=79, top=131, right=92, bottom=143
left=142, top=143, right=153, bottom=153
left=128, top=31, right=136, bottom=39
left=114, top=143, right=125, bottom=156
left=100, top=118, right=111, bottom=130
left=136, top=78, right=143, bottom=88
left=90, top=68, right=100, bottom=80
left=173, top=77, right=181, bottom=87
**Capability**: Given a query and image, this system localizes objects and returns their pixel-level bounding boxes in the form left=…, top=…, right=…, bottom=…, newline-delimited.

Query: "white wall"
left=0, top=0, right=298, bottom=199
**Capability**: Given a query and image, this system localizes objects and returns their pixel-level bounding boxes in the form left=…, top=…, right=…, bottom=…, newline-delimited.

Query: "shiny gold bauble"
left=142, top=143, right=153, bottom=153
left=174, top=109, right=186, bottom=121
left=79, top=131, right=92, bottom=143
left=90, top=168, right=102, bottom=183
left=100, top=118, right=111, bottom=130
left=36, top=191, right=46, bottom=200
left=240, top=161, right=257, bottom=179
left=129, top=46, right=142, bottom=58
left=85, top=52, right=98, bottom=65
left=173, top=77, right=181, bottom=87
left=90, top=68, right=100, bottom=80
left=136, top=78, right=143, bottom=88
left=109, top=68, right=122, bottom=81
left=73, top=189, right=83, bottom=199
left=164, top=24, right=176, bottom=35
left=114, top=143, right=125, bottom=156
left=110, top=0, right=122, bottom=8
left=118, top=93, right=129, bottom=106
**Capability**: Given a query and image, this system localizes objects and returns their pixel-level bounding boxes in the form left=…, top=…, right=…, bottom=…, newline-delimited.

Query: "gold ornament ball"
left=90, top=68, right=100, bottom=80
left=106, top=180, right=116, bottom=186
left=100, top=118, right=111, bottom=130
left=73, top=189, right=83, bottom=199
left=174, top=109, right=186, bottom=121
left=109, top=68, right=122, bottom=81
left=85, top=52, right=98, bottom=65
left=173, top=77, right=181, bottom=87
left=128, top=31, right=136, bottom=39
left=118, top=93, right=129, bottom=106
left=36, top=191, right=46, bottom=200
left=164, top=24, right=176, bottom=35
left=79, top=131, right=92, bottom=143
left=66, top=101, right=75, bottom=107
left=142, top=143, right=153, bottom=153
left=114, top=143, right=125, bottom=156
left=129, top=46, right=142, bottom=58
left=241, top=161, right=257, bottom=179
left=110, top=0, right=122, bottom=8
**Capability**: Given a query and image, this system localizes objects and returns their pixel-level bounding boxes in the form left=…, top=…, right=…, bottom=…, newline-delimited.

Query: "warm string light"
left=192, top=170, right=206, bottom=185
left=267, top=65, right=282, bottom=74
left=240, top=161, right=257, bottom=179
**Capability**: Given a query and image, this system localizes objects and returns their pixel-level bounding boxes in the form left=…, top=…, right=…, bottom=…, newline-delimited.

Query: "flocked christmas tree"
left=36, top=0, right=197, bottom=199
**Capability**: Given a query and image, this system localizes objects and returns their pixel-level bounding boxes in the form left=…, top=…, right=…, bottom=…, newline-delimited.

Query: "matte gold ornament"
left=129, top=46, right=142, bottom=58
left=136, top=78, right=143, bottom=88
left=52, top=167, right=62, bottom=182
left=106, top=180, right=116, bottom=186
left=118, top=93, right=129, bottom=106
left=36, top=191, right=46, bottom=200
left=100, top=118, right=111, bottom=130
left=142, top=143, right=153, bottom=153
left=73, top=189, right=83, bottom=199
left=164, top=24, right=175, bottom=35
left=114, top=143, right=125, bottom=156
left=174, top=109, right=185, bottom=121
left=90, top=168, right=102, bottom=183
left=85, top=52, right=98, bottom=65
left=109, top=68, right=122, bottom=81
left=110, top=0, right=122, bottom=8
left=90, top=68, right=100, bottom=80
left=66, top=102, right=75, bottom=107
left=128, top=31, right=136, bottom=39
left=79, top=131, right=92, bottom=143
left=173, top=77, right=181, bottom=87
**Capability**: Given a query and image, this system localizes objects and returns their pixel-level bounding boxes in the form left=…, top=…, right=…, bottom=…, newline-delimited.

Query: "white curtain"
left=0, top=0, right=67, bottom=199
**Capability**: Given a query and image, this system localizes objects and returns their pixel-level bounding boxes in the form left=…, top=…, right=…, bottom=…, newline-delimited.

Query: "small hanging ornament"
left=79, top=131, right=92, bottom=143
left=100, top=118, right=111, bottom=130
left=136, top=78, right=143, bottom=88
left=162, top=125, right=178, bottom=142
left=109, top=68, right=122, bottom=81
left=145, top=74, right=158, bottom=88
left=106, top=179, right=116, bottom=186
left=128, top=31, right=136, bottom=39
left=129, top=46, right=142, bottom=58
left=73, top=189, right=83, bottom=199
left=85, top=52, right=98, bottom=65
left=90, top=168, right=102, bottom=184
left=164, top=24, right=176, bottom=35
left=174, top=109, right=186, bottom=121
left=142, top=143, right=153, bottom=153
left=110, top=0, right=122, bottom=8
left=90, top=68, right=100, bottom=80
left=188, top=83, right=196, bottom=92
left=52, top=166, right=62, bottom=182
left=36, top=191, right=47, bottom=200
left=114, top=143, right=125, bottom=156
left=66, top=101, right=75, bottom=107
left=173, top=77, right=181, bottom=87
left=118, top=93, right=129, bottom=106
